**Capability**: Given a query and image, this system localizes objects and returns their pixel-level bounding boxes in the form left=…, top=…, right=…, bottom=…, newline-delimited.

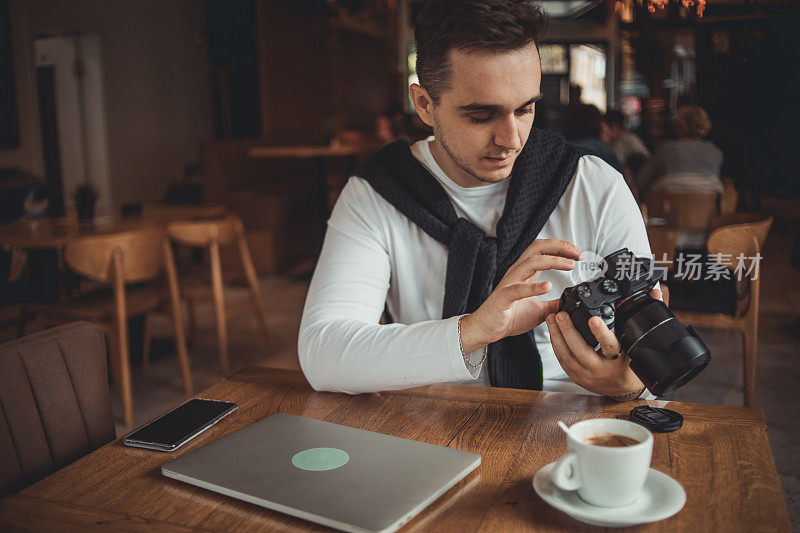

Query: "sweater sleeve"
left=298, top=178, right=478, bottom=393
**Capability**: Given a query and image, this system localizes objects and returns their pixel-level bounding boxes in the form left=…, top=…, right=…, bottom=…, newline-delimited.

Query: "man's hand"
left=459, top=239, right=582, bottom=353
left=545, top=288, right=664, bottom=398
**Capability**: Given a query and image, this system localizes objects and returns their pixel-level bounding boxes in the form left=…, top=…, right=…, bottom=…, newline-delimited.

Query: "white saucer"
left=532, top=462, right=686, bottom=527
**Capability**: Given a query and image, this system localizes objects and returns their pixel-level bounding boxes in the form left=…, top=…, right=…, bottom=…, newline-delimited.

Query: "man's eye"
left=468, top=113, right=492, bottom=123
left=515, top=106, right=534, bottom=116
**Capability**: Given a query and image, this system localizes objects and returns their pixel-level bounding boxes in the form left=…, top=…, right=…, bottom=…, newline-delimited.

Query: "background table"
left=246, top=146, right=366, bottom=258
left=0, top=368, right=790, bottom=531
left=246, top=146, right=362, bottom=159
left=0, top=204, right=227, bottom=249
left=0, top=203, right=227, bottom=307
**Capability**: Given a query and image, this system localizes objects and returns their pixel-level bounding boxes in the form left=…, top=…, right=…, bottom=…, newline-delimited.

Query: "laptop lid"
left=162, top=412, right=481, bottom=533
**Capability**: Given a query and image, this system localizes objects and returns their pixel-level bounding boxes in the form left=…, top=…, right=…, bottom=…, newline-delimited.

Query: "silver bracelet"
left=458, top=315, right=488, bottom=370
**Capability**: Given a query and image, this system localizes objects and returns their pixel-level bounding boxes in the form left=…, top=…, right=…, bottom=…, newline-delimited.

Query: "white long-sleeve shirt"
left=299, top=137, right=652, bottom=395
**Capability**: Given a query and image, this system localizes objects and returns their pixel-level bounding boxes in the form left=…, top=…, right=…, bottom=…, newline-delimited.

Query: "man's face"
left=414, top=43, right=542, bottom=187
left=606, top=123, right=623, bottom=143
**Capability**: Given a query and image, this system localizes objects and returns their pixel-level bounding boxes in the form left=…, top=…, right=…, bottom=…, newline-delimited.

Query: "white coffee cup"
left=552, top=418, right=653, bottom=507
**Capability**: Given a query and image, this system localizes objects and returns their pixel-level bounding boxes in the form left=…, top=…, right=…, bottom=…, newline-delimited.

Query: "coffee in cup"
left=586, top=433, right=640, bottom=447
left=552, top=418, right=653, bottom=507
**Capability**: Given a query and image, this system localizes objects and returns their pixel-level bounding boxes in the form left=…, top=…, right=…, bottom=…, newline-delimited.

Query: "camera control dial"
left=576, top=285, right=592, bottom=299
left=600, top=279, right=619, bottom=295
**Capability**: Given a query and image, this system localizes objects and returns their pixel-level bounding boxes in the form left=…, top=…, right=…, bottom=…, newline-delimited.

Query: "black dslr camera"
left=558, top=248, right=710, bottom=397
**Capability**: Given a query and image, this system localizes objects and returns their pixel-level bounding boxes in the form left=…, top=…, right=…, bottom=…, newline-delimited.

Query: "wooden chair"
left=645, top=190, right=720, bottom=232
left=671, top=213, right=773, bottom=407
left=166, top=215, right=270, bottom=373
left=720, top=177, right=738, bottom=216
left=30, top=227, right=192, bottom=424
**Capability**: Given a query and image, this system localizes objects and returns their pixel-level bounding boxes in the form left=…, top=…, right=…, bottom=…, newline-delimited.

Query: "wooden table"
left=0, top=368, right=789, bottom=531
left=246, top=145, right=363, bottom=159
left=0, top=203, right=227, bottom=312
left=0, top=204, right=227, bottom=249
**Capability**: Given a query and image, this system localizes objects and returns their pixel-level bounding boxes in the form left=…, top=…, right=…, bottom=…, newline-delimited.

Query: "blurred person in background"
left=375, top=102, right=412, bottom=146
left=636, top=106, right=724, bottom=196
left=563, top=104, right=624, bottom=174
left=553, top=83, right=583, bottom=133
left=604, top=110, right=650, bottom=176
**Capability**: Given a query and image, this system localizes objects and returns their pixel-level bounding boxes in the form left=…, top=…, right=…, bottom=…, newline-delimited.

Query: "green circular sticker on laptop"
left=291, top=448, right=350, bottom=471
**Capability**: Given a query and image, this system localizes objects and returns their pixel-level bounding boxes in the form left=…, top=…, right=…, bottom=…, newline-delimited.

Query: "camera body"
left=558, top=248, right=660, bottom=349
left=557, top=248, right=710, bottom=397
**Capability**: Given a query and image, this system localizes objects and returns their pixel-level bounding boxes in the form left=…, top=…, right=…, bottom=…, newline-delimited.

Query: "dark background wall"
left=0, top=0, right=19, bottom=149
left=0, top=0, right=214, bottom=204
left=207, top=0, right=397, bottom=144
left=696, top=14, right=800, bottom=203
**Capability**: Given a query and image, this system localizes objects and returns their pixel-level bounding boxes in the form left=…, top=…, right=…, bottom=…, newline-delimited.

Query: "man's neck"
left=428, top=139, right=492, bottom=189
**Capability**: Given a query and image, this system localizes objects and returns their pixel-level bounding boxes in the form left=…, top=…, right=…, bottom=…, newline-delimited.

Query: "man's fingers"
left=555, top=312, right=600, bottom=370
left=518, top=239, right=582, bottom=264
left=504, top=254, right=576, bottom=283
left=501, top=239, right=581, bottom=286
left=650, top=288, right=663, bottom=301
left=539, top=298, right=562, bottom=317
left=502, top=281, right=551, bottom=303
left=545, top=314, right=586, bottom=374
left=588, top=316, right=622, bottom=358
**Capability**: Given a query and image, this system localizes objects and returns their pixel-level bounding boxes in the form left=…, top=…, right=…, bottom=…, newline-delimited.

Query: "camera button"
left=600, top=304, right=615, bottom=319
left=600, top=279, right=619, bottom=294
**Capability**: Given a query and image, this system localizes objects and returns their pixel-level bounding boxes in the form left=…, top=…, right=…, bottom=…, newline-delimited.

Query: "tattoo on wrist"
left=608, top=387, right=646, bottom=402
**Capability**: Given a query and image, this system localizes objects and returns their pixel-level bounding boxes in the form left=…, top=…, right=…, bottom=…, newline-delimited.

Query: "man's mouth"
left=483, top=153, right=516, bottom=166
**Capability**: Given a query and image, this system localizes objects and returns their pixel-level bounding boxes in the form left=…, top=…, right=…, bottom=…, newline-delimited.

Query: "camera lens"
left=615, top=292, right=711, bottom=397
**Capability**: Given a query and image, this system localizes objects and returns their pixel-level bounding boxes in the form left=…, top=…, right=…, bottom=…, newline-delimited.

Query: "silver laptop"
left=162, top=412, right=481, bottom=533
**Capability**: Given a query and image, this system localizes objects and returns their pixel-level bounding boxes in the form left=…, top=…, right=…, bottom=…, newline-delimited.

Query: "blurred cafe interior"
left=0, top=0, right=799, bottom=530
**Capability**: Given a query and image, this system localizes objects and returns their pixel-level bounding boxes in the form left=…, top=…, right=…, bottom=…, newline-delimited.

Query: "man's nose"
left=493, top=114, right=522, bottom=151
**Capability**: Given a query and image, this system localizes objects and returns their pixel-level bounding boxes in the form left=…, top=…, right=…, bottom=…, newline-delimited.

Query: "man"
left=299, top=0, right=657, bottom=400
left=564, top=104, right=624, bottom=174
left=604, top=110, right=651, bottom=175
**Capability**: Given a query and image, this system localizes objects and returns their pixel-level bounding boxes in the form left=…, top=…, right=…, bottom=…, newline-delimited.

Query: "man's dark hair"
left=414, top=0, right=547, bottom=104
left=605, top=110, right=625, bottom=128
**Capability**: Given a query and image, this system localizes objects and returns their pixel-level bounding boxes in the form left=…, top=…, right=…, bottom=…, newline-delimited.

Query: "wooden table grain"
left=0, top=367, right=790, bottom=531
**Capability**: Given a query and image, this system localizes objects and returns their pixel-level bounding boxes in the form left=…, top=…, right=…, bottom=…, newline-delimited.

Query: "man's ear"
left=409, top=83, right=435, bottom=128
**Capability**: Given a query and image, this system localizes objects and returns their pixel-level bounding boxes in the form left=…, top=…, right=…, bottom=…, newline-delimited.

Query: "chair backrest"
left=0, top=322, right=115, bottom=497
left=63, top=226, right=165, bottom=283
left=707, top=214, right=773, bottom=270
left=720, top=178, right=738, bottom=215
left=645, top=190, right=720, bottom=231
left=166, top=215, right=241, bottom=248
left=707, top=214, right=772, bottom=318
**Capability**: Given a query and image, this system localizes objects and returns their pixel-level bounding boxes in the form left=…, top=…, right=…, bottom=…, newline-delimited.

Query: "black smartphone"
left=124, top=398, right=237, bottom=451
